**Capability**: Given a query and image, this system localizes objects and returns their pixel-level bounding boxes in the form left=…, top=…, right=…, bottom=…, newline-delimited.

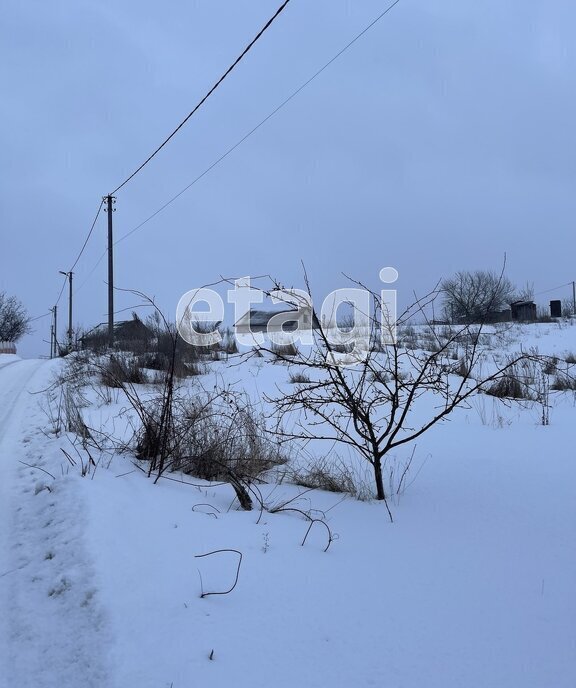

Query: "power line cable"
left=29, top=312, right=51, bottom=323
left=109, top=0, right=292, bottom=196
left=54, top=273, right=68, bottom=307
left=74, top=249, right=107, bottom=296
left=114, top=0, right=403, bottom=247
left=51, top=199, right=104, bottom=308
left=534, top=282, right=572, bottom=297
left=69, top=199, right=105, bottom=272
left=75, top=0, right=403, bottom=295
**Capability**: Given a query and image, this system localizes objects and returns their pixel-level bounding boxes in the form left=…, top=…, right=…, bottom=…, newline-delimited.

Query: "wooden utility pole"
left=68, top=271, right=73, bottom=350
left=51, top=305, right=58, bottom=357
left=105, top=195, right=116, bottom=347
left=59, top=271, right=74, bottom=351
left=573, top=281, right=576, bottom=316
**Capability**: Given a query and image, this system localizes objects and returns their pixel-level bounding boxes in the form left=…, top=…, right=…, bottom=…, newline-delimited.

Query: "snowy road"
left=0, top=358, right=46, bottom=688
left=0, top=358, right=113, bottom=688
left=0, top=358, right=43, bottom=441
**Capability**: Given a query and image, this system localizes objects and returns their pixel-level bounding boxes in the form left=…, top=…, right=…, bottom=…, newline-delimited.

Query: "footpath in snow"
left=0, top=358, right=113, bottom=688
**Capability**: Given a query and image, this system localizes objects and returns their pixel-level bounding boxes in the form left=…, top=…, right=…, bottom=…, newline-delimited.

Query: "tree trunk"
left=227, top=472, right=253, bottom=511
left=373, top=456, right=385, bottom=501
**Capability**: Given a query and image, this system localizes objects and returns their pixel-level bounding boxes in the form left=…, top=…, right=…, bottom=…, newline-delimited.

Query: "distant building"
left=550, top=300, right=562, bottom=318
left=235, top=304, right=317, bottom=335
left=80, top=314, right=153, bottom=351
left=0, top=341, right=17, bottom=354
left=510, top=301, right=537, bottom=322
left=114, top=315, right=153, bottom=344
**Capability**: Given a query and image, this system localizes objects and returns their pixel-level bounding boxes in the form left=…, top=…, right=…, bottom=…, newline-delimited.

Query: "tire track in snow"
left=0, top=359, right=47, bottom=688
left=0, top=360, right=42, bottom=441
left=0, top=360, right=114, bottom=688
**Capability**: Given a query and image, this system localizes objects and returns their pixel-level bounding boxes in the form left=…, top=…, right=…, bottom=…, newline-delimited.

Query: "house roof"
left=235, top=306, right=297, bottom=329
left=114, top=316, right=152, bottom=339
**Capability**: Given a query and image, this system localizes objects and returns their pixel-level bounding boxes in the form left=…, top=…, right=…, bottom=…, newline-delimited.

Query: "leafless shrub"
left=370, top=370, right=390, bottom=384
left=398, top=324, right=418, bottom=350
left=289, top=371, right=311, bottom=384
left=79, top=326, right=108, bottom=353
left=551, top=374, right=576, bottom=391
left=137, top=352, right=170, bottom=371
left=270, top=341, right=298, bottom=358
left=484, top=373, right=526, bottom=399
left=139, top=351, right=204, bottom=379
left=160, top=395, right=287, bottom=480
left=454, top=358, right=470, bottom=378
left=381, top=447, right=429, bottom=505
left=115, top=338, right=148, bottom=355
left=562, top=300, right=575, bottom=318
left=132, top=383, right=288, bottom=510
left=219, top=327, right=238, bottom=355
left=565, top=351, right=576, bottom=364
left=38, top=357, right=110, bottom=454
left=483, top=354, right=547, bottom=402
left=38, top=386, right=65, bottom=436
left=62, top=387, right=92, bottom=441
left=189, top=361, right=207, bottom=376
left=179, top=319, right=221, bottom=357
left=57, top=351, right=98, bottom=390
left=101, top=355, right=146, bottom=387
left=536, top=312, right=554, bottom=324
left=543, top=356, right=559, bottom=375
left=61, top=445, right=97, bottom=478
left=288, top=457, right=356, bottom=495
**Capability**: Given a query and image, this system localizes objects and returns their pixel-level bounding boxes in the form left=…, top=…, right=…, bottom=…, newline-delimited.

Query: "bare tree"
left=441, top=270, right=516, bottom=323
left=515, top=281, right=535, bottom=302
left=562, top=298, right=575, bottom=318
left=251, top=276, right=534, bottom=519
left=0, top=292, right=31, bottom=342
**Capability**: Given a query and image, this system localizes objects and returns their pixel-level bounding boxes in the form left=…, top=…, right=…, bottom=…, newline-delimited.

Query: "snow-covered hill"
left=0, top=322, right=575, bottom=687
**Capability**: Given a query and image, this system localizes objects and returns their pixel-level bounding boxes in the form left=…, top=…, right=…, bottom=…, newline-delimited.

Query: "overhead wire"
left=114, top=0, right=404, bottom=247
left=69, top=199, right=105, bottom=273
left=54, top=273, right=68, bottom=307
left=74, top=249, right=107, bottom=296
left=29, top=312, right=51, bottom=323
left=109, top=0, right=292, bottom=195
left=49, top=0, right=576, bottom=338
left=74, top=0, right=404, bottom=295
left=534, top=282, right=572, bottom=297
left=51, top=199, right=104, bottom=310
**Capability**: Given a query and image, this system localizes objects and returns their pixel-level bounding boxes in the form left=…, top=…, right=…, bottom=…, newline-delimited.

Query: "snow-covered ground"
left=0, top=322, right=575, bottom=687
left=0, top=358, right=113, bottom=688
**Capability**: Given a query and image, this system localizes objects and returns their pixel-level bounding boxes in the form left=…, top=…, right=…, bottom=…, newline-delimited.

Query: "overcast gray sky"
left=2, top=0, right=575, bottom=356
